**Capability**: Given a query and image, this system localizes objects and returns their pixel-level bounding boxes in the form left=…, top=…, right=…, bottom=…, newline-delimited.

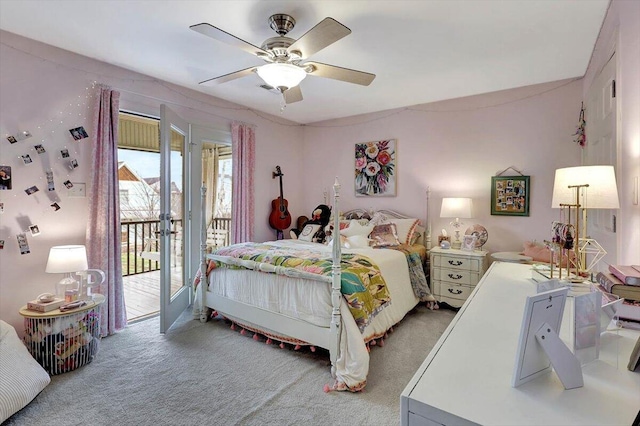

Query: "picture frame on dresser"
left=461, top=235, right=477, bottom=251
left=491, top=175, right=530, bottom=216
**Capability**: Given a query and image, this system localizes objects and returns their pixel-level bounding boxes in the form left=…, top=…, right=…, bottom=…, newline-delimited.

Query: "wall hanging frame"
left=354, top=139, right=396, bottom=197
left=491, top=167, right=530, bottom=216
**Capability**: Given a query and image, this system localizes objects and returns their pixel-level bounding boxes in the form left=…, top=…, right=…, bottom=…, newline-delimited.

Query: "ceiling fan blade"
left=190, top=23, right=269, bottom=57
left=287, top=18, right=351, bottom=59
left=199, top=66, right=257, bottom=85
left=283, top=86, right=303, bottom=104
left=304, top=62, right=375, bottom=86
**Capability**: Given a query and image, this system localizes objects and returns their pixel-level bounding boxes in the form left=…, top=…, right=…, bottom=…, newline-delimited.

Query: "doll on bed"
left=289, top=204, right=331, bottom=243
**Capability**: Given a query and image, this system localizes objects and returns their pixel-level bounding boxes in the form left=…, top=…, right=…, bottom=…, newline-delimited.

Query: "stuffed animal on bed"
left=290, top=204, right=331, bottom=243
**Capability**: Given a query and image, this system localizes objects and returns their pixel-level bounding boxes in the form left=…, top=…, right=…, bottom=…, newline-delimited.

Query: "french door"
left=584, top=52, right=619, bottom=265
left=158, top=106, right=231, bottom=332
left=159, top=105, right=191, bottom=332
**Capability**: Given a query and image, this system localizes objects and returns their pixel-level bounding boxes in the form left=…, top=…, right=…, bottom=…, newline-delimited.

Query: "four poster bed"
left=194, top=180, right=434, bottom=391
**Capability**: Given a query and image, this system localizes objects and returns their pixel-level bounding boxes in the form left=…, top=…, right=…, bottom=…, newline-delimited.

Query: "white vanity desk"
left=401, top=262, right=640, bottom=426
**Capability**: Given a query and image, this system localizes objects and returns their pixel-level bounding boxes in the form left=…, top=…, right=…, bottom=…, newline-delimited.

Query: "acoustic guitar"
left=268, top=166, right=292, bottom=234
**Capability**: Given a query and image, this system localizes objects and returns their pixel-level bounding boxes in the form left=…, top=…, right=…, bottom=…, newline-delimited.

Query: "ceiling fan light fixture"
left=256, top=63, right=306, bottom=91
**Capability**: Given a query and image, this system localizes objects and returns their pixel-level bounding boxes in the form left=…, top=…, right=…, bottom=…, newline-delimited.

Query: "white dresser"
left=401, top=262, right=640, bottom=426
left=430, top=247, right=488, bottom=308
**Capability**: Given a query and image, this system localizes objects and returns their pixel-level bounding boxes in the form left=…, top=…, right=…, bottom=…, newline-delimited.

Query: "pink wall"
left=583, top=0, right=640, bottom=265
left=302, top=80, right=583, bottom=254
left=0, top=30, right=304, bottom=332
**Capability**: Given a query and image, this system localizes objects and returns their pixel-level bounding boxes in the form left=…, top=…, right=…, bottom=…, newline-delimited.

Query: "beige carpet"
left=5, top=305, right=455, bottom=426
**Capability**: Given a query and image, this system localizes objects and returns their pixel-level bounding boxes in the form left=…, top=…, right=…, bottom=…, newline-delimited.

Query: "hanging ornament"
left=572, top=102, right=586, bottom=148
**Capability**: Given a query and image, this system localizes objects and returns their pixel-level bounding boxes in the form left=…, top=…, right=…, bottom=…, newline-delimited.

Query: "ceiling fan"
left=190, top=14, right=376, bottom=104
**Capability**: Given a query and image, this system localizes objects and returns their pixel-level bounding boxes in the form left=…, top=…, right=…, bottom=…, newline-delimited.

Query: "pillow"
left=411, top=224, right=425, bottom=245
left=345, top=235, right=371, bottom=249
left=388, top=218, right=420, bottom=245
left=523, top=241, right=552, bottom=263
left=340, top=219, right=374, bottom=238
left=369, top=212, right=389, bottom=226
left=298, top=223, right=322, bottom=242
left=0, top=320, right=51, bottom=423
left=369, top=224, right=400, bottom=247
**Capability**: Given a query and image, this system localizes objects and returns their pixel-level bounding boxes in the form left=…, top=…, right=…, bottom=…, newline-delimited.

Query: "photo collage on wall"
left=2, top=121, right=90, bottom=254
left=490, top=175, right=530, bottom=216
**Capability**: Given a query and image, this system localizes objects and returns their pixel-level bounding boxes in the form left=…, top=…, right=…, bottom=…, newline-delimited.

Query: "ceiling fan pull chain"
left=280, top=95, right=287, bottom=114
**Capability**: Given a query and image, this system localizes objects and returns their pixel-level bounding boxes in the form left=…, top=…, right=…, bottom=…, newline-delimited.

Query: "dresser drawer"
left=433, top=280, right=472, bottom=304
left=432, top=268, right=479, bottom=286
left=432, top=254, right=480, bottom=271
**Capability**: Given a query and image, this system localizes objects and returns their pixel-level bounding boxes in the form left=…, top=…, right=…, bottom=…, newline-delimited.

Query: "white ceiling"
left=0, top=0, right=609, bottom=124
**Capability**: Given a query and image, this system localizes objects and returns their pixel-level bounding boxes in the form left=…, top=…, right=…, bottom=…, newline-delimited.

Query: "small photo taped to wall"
left=60, top=148, right=70, bottom=158
left=46, top=171, right=55, bottom=191
left=29, top=224, right=41, bottom=236
left=21, top=154, right=33, bottom=165
left=50, top=202, right=61, bottom=211
left=68, top=159, right=79, bottom=170
left=25, top=185, right=39, bottom=195
left=0, top=165, right=11, bottom=190
left=0, top=240, right=4, bottom=250
left=63, top=180, right=73, bottom=189
left=16, top=232, right=30, bottom=255
left=6, top=135, right=17, bottom=144
left=35, top=144, right=46, bottom=154
left=69, top=126, right=89, bottom=141
left=0, top=202, right=4, bottom=213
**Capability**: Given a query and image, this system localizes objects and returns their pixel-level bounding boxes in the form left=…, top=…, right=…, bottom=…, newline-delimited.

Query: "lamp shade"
left=440, top=198, right=473, bottom=219
left=45, top=245, right=88, bottom=273
left=256, top=63, right=307, bottom=90
left=551, top=165, right=620, bottom=209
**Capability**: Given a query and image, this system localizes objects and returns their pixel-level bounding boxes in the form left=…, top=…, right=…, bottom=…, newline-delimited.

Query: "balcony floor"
left=122, top=268, right=185, bottom=322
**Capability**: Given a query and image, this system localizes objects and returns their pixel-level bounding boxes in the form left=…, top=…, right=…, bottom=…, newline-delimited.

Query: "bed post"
left=330, top=177, right=342, bottom=377
left=425, top=186, right=432, bottom=250
left=199, top=185, right=208, bottom=323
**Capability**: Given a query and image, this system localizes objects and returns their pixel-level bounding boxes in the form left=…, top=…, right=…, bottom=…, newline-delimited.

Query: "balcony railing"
left=120, top=218, right=231, bottom=277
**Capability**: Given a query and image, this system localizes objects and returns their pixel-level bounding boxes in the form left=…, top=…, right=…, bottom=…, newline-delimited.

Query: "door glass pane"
left=169, top=128, right=185, bottom=299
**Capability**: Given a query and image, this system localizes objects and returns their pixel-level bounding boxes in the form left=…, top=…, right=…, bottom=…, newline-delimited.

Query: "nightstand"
left=430, top=247, right=488, bottom=308
left=19, top=294, right=105, bottom=375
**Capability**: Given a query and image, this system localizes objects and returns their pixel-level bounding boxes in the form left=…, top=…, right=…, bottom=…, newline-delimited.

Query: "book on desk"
left=26, top=297, right=65, bottom=312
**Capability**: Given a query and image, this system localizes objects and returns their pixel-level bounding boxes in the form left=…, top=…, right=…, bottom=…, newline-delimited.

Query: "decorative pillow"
left=0, top=320, right=51, bottom=423
left=523, top=241, right=550, bottom=262
left=340, top=219, right=374, bottom=238
left=345, top=235, right=371, bottom=249
left=298, top=224, right=322, bottom=242
left=370, top=223, right=400, bottom=247
left=369, top=212, right=389, bottom=227
left=389, top=218, right=420, bottom=245
left=411, top=224, right=425, bottom=245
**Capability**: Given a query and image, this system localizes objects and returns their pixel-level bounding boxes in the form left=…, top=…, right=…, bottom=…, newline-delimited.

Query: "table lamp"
left=46, top=245, right=88, bottom=298
left=440, top=198, right=473, bottom=249
left=551, top=165, right=619, bottom=275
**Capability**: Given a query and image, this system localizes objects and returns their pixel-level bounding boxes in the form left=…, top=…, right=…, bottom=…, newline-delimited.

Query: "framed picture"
left=461, top=235, right=477, bottom=251
left=355, top=139, right=396, bottom=197
left=491, top=175, right=530, bottom=216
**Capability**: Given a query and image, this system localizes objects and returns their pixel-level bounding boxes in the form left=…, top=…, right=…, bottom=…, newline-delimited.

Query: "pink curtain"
left=87, top=86, right=126, bottom=336
left=231, top=121, right=255, bottom=243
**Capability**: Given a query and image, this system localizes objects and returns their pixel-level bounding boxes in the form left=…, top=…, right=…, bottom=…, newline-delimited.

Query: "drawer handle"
left=448, top=260, right=463, bottom=266
left=448, top=273, right=463, bottom=280
left=448, top=288, right=463, bottom=295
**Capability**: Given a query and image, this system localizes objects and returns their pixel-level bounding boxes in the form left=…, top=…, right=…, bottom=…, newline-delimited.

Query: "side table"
left=430, top=247, right=488, bottom=308
left=19, top=294, right=105, bottom=375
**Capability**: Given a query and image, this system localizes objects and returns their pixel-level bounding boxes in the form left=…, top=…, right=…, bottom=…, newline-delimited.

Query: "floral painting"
left=355, top=139, right=396, bottom=197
